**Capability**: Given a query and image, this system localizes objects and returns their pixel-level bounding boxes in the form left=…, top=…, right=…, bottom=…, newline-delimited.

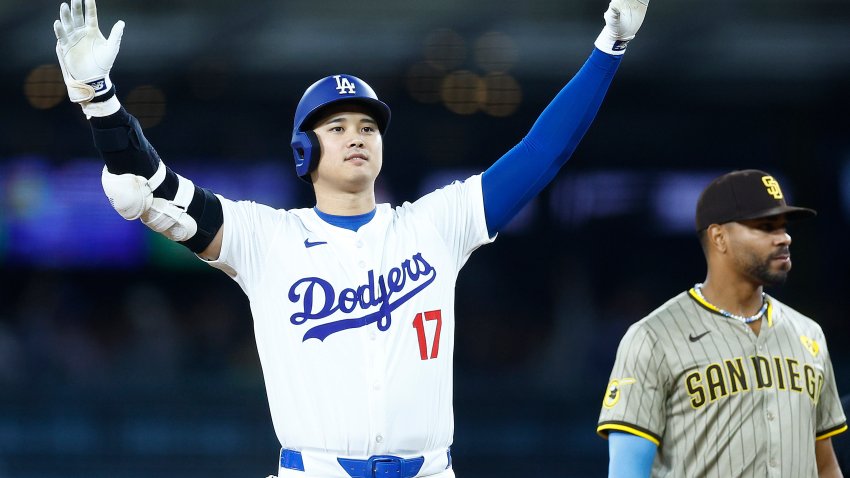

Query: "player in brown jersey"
left=597, top=170, right=846, bottom=477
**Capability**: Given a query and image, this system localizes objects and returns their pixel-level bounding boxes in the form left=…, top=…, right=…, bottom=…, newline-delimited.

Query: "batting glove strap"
left=53, top=0, right=125, bottom=104
left=88, top=84, right=115, bottom=103
left=594, top=0, right=650, bottom=55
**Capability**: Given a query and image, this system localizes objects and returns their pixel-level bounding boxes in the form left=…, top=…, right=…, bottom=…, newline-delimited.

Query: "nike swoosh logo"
left=304, top=239, right=328, bottom=248
left=689, top=331, right=711, bottom=342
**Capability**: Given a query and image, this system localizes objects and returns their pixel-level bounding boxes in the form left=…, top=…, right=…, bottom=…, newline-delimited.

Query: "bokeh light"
left=441, top=70, right=485, bottom=115
left=424, top=28, right=466, bottom=71
left=24, top=64, right=65, bottom=110
left=406, top=61, right=445, bottom=104
left=482, top=73, right=522, bottom=117
left=474, top=31, right=518, bottom=73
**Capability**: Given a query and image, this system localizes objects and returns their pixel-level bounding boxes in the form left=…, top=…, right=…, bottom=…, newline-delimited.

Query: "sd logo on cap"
left=695, top=169, right=816, bottom=231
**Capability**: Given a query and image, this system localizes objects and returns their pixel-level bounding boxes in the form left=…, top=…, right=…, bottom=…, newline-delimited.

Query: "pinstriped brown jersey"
left=597, top=290, right=847, bottom=478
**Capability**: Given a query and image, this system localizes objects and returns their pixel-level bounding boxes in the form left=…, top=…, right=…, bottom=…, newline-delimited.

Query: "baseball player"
left=597, top=170, right=847, bottom=477
left=53, top=0, right=650, bottom=476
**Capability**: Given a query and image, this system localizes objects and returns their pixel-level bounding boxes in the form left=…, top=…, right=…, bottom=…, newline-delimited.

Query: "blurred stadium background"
left=1, top=0, right=849, bottom=476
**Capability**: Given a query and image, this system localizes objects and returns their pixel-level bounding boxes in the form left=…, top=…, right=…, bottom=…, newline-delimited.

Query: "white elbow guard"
left=101, top=161, right=198, bottom=242
left=101, top=162, right=164, bottom=220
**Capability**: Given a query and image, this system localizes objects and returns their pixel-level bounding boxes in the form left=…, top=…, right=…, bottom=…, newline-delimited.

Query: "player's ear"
left=706, top=224, right=727, bottom=254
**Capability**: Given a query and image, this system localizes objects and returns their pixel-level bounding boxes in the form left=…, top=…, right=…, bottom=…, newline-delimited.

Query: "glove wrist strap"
left=89, top=85, right=116, bottom=103
left=594, top=26, right=630, bottom=56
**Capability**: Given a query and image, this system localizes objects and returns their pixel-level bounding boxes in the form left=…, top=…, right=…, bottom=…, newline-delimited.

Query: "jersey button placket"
left=364, top=327, right=382, bottom=454
left=372, top=357, right=389, bottom=454
left=356, top=229, right=387, bottom=453
left=756, top=334, right=780, bottom=475
left=372, top=310, right=389, bottom=454
left=763, top=386, right=781, bottom=476
left=354, top=234, right=367, bottom=269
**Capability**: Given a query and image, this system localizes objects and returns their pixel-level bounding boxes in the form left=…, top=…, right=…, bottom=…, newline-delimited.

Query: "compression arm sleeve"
left=481, top=48, right=621, bottom=236
left=608, top=431, right=657, bottom=478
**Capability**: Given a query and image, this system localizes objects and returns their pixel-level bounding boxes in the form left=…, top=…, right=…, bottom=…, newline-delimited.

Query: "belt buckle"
left=367, top=455, right=403, bottom=477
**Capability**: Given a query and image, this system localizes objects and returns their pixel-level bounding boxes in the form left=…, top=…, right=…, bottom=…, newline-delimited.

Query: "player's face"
left=726, top=215, right=792, bottom=286
left=310, top=105, right=383, bottom=192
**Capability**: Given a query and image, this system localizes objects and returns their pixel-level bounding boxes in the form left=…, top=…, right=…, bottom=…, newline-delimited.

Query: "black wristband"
left=88, top=85, right=116, bottom=103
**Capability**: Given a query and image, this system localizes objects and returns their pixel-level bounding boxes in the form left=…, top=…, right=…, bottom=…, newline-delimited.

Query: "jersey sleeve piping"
left=816, top=423, right=848, bottom=441
left=597, top=421, right=662, bottom=446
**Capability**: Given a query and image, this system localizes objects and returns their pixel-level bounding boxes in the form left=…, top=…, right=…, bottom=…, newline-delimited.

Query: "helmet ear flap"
left=291, top=130, right=321, bottom=182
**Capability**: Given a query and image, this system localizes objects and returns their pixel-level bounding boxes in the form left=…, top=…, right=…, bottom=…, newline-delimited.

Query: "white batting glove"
left=594, top=0, right=650, bottom=55
left=53, top=0, right=124, bottom=114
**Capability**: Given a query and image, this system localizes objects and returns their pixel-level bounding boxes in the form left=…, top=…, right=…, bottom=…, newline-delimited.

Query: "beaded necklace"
left=693, top=283, right=767, bottom=324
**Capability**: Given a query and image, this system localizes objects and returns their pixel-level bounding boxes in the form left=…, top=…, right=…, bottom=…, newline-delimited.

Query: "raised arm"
left=481, top=0, right=649, bottom=236
left=53, top=0, right=224, bottom=260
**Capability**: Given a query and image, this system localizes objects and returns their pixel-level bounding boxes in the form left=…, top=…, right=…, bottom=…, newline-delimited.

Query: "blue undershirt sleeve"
left=481, top=48, right=622, bottom=236
left=608, top=431, right=657, bottom=478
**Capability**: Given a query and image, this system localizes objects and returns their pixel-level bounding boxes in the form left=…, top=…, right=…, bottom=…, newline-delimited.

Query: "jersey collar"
left=313, top=207, right=377, bottom=232
left=687, top=288, right=774, bottom=327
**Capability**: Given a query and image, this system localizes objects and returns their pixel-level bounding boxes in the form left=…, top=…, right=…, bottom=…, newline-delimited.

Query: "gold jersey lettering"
left=773, top=356, right=787, bottom=390
left=686, top=371, right=706, bottom=409
left=681, top=355, right=824, bottom=408
left=725, top=358, right=749, bottom=394
left=706, top=363, right=728, bottom=402
left=787, top=358, right=802, bottom=392
left=751, top=355, right=773, bottom=389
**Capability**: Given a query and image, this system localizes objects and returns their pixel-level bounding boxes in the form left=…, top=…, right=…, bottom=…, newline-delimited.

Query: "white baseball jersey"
left=205, top=175, right=494, bottom=477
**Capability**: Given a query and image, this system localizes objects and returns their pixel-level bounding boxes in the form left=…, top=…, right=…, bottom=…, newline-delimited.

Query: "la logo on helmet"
left=334, top=75, right=356, bottom=95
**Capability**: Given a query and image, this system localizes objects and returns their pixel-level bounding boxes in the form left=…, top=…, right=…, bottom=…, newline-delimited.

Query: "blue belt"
left=280, top=448, right=446, bottom=478
left=337, top=455, right=424, bottom=478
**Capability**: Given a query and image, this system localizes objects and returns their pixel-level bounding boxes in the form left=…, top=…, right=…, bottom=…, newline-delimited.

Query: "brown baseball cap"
left=695, top=169, right=816, bottom=231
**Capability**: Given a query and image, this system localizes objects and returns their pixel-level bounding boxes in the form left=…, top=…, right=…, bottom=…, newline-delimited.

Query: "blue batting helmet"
left=290, top=74, right=391, bottom=181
